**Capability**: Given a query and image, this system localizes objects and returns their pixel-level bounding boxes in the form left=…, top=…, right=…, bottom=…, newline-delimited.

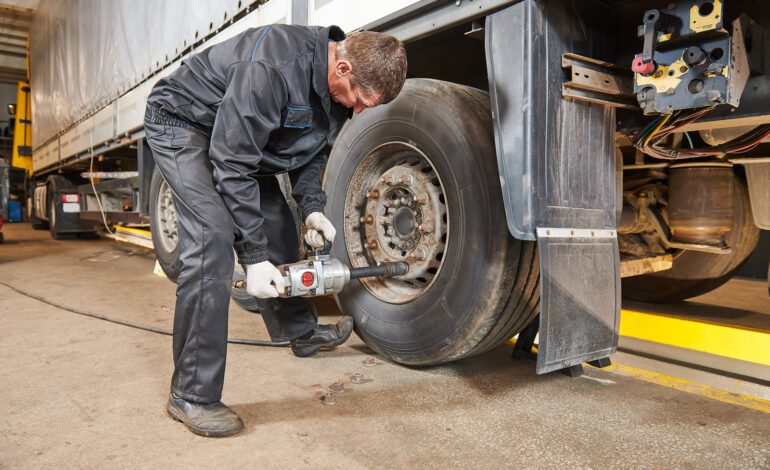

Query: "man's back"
left=148, top=24, right=324, bottom=130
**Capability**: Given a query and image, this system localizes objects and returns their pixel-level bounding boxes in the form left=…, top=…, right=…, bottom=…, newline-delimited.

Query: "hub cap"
left=344, top=142, right=448, bottom=304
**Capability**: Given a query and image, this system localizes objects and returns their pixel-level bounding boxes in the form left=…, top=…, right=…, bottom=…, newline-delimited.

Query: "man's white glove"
left=245, top=261, right=286, bottom=298
left=304, top=212, right=336, bottom=248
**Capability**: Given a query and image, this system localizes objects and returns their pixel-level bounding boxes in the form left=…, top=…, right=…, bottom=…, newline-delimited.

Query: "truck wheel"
left=149, top=167, right=181, bottom=282
left=622, top=175, right=759, bottom=302
left=324, top=79, right=540, bottom=366
left=48, top=177, right=76, bottom=240
left=29, top=196, right=48, bottom=230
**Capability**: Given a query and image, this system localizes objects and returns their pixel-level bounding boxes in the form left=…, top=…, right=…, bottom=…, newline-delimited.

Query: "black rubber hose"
left=0, top=280, right=289, bottom=347
left=349, top=262, right=409, bottom=279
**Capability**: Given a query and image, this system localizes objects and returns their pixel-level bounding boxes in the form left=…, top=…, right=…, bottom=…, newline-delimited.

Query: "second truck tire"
left=149, top=167, right=182, bottom=282
left=324, top=79, right=540, bottom=366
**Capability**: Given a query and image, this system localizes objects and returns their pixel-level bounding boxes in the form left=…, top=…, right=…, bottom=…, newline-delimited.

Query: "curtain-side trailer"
left=26, top=0, right=770, bottom=373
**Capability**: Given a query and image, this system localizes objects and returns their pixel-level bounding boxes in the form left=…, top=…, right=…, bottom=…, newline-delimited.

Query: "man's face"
left=328, top=58, right=381, bottom=114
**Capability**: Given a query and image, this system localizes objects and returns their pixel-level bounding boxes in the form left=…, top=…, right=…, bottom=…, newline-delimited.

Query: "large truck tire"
left=28, top=195, right=48, bottom=230
left=622, top=175, right=759, bottom=302
left=149, top=167, right=181, bottom=282
left=324, top=79, right=540, bottom=366
left=47, top=176, right=77, bottom=240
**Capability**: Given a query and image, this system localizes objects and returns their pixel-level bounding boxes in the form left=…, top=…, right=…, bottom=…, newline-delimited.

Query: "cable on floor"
left=0, top=280, right=289, bottom=347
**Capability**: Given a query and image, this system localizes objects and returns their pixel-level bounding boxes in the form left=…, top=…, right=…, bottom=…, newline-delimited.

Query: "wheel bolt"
left=415, top=193, right=429, bottom=205
left=398, top=175, right=414, bottom=185
left=366, top=190, right=380, bottom=199
left=366, top=240, right=379, bottom=251
left=381, top=175, right=395, bottom=185
left=360, top=214, right=374, bottom=225
left=409, top=248, right=427, bottom=261
left=418, top=221, right=434, bottom=234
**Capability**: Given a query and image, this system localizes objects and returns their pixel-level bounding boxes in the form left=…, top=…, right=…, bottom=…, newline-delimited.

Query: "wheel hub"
left=393, top=206, right=416, bottom=238
left=344, top=142, right=448, bottom=304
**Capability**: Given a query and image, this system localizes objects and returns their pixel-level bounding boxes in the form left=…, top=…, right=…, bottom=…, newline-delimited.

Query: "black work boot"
left=166, top=393, right=244, bottom=437
left=291, top=317, right=354, bottom=357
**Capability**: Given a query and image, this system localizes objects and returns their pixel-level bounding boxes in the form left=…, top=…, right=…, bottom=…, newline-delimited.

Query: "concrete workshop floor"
left=1, top=223, right=769, bottom=469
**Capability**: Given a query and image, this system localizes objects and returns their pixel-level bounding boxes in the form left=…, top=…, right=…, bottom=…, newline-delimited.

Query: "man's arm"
left=209, top=61, right=287, bottom=265
left=288, top=151, right=327, bottom=222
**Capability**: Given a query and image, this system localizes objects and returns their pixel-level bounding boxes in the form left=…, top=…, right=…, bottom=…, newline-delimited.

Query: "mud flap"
left=536, top=229, right=620, bottom=374
left=486, top=0, right=620, bottom=373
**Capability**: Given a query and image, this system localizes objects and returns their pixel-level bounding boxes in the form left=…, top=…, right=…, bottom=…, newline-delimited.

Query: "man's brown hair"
left=335, top=31, right=407, bottom=104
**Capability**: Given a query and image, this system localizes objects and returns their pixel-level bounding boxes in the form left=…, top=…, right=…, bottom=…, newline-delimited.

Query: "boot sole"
left=166, top=403, right=243, bottom=438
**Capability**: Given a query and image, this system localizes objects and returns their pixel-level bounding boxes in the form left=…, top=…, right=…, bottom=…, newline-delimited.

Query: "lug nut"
left=409, top=248, right=427, bottom=261
left=321, top=392, right=336, bottom=405
left=366, top=190, right=380, bottom=199
left=362, top=357, right=377, bottom=367
left=398, top=175, right=414, bottom=185
left=418, top=221, right=434, bottom=234
left=360, top=214, right=374, bottom=225
left=415, top=193, right=429, bottom=205
left=381, top=175, right=394, bottom=185
left=351, top=373, right=366, bottom=384
left=330, top=381, right=345, bottom=393
left=366, top=240, right=379, bottom=251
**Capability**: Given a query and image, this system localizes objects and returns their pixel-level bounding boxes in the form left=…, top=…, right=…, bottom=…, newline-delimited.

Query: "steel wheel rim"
left=156, top=178, right=179, bottom=253
left=343, top=141, right=449, bottom=304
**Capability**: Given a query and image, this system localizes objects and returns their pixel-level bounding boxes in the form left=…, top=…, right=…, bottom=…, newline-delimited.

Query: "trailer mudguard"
left=485, top=0, right=620, bottom=373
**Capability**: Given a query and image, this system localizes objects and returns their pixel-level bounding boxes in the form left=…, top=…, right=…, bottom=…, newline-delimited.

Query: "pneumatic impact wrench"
left=234, top=240, right=409, bottom=298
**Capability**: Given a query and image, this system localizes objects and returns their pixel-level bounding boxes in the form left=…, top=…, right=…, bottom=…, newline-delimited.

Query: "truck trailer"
left=23, top=0, right=770, bottom=374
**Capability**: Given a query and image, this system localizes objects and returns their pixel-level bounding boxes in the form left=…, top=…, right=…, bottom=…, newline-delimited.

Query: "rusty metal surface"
left=343, top=141, right=448, bottom=304
left=562, top=53, right=637, bottom=109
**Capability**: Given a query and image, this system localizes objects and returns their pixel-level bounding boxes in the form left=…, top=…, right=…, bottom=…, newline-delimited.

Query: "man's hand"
left=304, top=212, right=336, bottom=248
left=245, top=261, right=286, bottom=298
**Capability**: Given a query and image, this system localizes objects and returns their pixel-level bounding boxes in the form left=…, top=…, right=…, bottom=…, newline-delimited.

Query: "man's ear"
left=335, top=59, right=352, bottom=77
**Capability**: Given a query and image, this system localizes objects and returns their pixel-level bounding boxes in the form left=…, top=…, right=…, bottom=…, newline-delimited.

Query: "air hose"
left=0, top=280, right=289, bottom=347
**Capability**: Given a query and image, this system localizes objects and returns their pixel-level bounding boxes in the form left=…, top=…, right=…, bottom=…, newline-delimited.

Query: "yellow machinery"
left=10, top=35, right=32, bottom=173
left=10, top=81, right=32, bottom=174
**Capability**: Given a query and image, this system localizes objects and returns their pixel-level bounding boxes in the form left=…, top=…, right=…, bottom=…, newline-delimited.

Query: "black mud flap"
left=537, top=229, right=620, bottom=374
left=486, top=0, right=620, bottom=373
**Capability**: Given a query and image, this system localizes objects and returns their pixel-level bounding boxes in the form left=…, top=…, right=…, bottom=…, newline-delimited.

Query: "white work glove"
left=304, top=212, right=336, bottom=248
left=245, top=261, right=286, bottom=298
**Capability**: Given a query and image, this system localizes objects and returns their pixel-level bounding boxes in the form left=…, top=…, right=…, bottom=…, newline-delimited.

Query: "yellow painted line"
left=115, top=226, right=152, bottom=237
left=605, top=362, right=770, bottom=414
left=620, top=309, right=770, bottom=367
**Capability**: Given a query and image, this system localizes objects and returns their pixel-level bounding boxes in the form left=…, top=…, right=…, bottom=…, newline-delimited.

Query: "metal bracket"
left=562, top=54, right=636, bottom=109
left=644, top=205, right=731, bottom=254
left=620, top=253, right=673, bottom=278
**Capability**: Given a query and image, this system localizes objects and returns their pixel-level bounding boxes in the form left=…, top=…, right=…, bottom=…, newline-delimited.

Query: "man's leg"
left=254, top=176, right=354, bottom=356
left=145, top=119, right=243, bottom=437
